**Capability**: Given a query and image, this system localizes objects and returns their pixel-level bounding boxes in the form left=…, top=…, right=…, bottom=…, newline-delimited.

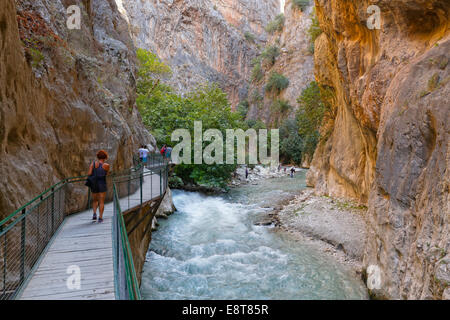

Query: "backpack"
left=85, top=161, right=99, bottom=192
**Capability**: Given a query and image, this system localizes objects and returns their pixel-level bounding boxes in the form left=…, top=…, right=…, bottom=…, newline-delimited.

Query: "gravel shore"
left=271, top=189, right=368, bottom=276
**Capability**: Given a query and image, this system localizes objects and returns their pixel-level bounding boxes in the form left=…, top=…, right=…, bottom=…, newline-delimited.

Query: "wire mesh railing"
left=0, top=153, right=168, bottom=300
left=112, top=161, right=169, bottom=300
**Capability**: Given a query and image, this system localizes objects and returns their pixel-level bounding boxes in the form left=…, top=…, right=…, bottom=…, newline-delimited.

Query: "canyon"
left=0, top=0, right=448, bottom=300
left=117, top=0, right=280, bottom=108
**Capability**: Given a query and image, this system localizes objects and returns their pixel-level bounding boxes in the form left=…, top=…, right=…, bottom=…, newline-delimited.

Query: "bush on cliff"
left=265, top=14, right=285, bottom=34
left=266, top=72, right=290, bottom=94
left=292, top=0, right=310, bottom=12
left=261, top=45, right=280, bottom=66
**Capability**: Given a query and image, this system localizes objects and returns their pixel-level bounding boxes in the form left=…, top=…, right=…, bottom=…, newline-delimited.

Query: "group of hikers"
left=138, top=144, right=173, bottom=164
left=244, top=165, right=297, bottom=180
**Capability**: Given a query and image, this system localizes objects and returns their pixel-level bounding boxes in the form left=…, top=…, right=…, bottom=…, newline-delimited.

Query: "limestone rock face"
left=307, top=0, right=449, bottom=299
left=117, top=0, right=279, bottom=108
left=247, top=0, right=315, bottom=125
left=0, top=0, right=155, bottom=219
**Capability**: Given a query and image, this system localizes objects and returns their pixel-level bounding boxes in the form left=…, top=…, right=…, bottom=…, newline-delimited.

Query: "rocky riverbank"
left=259, top=188, right=368, bottom=277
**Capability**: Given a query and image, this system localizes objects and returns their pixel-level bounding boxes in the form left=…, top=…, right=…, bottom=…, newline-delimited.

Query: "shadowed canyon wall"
left=0, top=0, right=155, bottom=219
left=307, top=0, right=449, bottom=299
left=116, top=0, right=279, bottom=108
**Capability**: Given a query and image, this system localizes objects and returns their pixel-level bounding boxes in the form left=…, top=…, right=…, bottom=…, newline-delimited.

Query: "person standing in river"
left=290, top=167, right=295, bottom=178
left=88, top=150, right=110, bottom=223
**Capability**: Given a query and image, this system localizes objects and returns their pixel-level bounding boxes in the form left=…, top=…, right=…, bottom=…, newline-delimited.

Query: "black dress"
left=93, top=162, right=108, bottom=193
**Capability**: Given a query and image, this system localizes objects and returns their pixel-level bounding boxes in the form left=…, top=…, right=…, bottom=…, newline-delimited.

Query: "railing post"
left=127, top=178, right=131, bottom=210
left=20, top=209, right=26, bottom=283
left=1, top=226, right=5, bottom=298
left=160, top=169, right=162, bottom=196
left=140, top=170, right=143, bottom=206
left=51, top=187, right=55, bottom=233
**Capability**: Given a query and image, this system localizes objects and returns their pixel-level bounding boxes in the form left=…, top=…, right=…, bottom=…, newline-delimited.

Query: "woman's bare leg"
left=99, top=192, right=106, bottom=219
left=92, top=193, right=99, bottom=214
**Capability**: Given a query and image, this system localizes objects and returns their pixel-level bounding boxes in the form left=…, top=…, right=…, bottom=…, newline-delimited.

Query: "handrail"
left=112, top=157, right=169, bottom=300
left=113, top=184, right=142, bottom=300
left=0, top=158, right=145, bottom=228
left=0, top=152, right=168, bottom=300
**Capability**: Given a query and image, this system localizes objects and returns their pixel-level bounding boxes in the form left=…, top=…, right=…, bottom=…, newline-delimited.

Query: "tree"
left=296, top=81, right=331, bottom=158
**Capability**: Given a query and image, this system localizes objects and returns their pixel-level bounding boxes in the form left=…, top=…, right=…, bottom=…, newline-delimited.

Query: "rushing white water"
left=141, top=171, right=368, bottom=300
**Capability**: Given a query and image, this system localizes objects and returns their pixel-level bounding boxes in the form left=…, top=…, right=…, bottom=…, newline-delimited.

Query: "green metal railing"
left=112, top=160, right=169, bottom=300
left=0, top=153, right=168, bottom=300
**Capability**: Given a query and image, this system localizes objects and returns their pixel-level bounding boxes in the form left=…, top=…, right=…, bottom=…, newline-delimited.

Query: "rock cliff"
left=247, top=0, right=315, bottom=125
left=0, top=0, right=155, bottom=219
left=116, top=0, right=279, bottom=108
left=307, top=0, right=449, bottom=299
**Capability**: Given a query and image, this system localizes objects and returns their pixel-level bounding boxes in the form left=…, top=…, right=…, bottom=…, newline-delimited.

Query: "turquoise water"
left=141, top=171, right=368, bottom=300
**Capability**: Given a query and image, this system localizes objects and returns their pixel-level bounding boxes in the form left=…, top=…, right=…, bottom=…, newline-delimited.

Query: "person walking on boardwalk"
left=88, top=150, right=110, bottom=223
left=141, top=145, right=149, bottom=166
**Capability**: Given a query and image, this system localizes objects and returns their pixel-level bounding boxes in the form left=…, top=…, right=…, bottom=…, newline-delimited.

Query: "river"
left=140, top=170, right=368, bottom=299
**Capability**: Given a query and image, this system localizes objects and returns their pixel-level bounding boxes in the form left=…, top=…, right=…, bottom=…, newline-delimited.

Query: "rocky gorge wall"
left=247, top=0, right=315, bottom=126
left=307, top=0, right=449, bottom=299
left=116, top=0, right=279, bottom=108
left=0, top=0, right=155, bottom=219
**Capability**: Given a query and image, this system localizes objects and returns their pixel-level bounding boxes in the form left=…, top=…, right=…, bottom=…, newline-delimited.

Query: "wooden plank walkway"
left=18, top=168, right=163, bottom=300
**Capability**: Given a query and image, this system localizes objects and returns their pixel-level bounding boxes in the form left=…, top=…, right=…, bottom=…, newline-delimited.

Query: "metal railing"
left=0, top=153, right=168, bottom=300
left=112, top=160, right=169, bottom=300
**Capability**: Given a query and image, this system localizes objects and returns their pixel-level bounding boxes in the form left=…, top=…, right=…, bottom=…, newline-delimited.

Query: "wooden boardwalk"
left=18, top=169, right=163, bottom=300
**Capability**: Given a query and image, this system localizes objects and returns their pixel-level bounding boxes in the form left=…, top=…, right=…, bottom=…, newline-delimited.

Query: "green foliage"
left=237, top=100, right=249, bottom=118
left=271, top=99, right=292, bottom=113
left=292, top=0, right=310, bottom=11
left=261, top=45, right=280, bottom=66
left=296, top=81, right=331, bottom=157
left=308, top=9, right=322, bottom=53
left=137, top=51, right=243, bottom=188
left=427, top=73, right=440, bottom=91
left=266, top=72, right=290, bottom=94
left=251, top=61, right=264, bottom=83
left=279, top=119, right=303, bottom=165
left=245, top=119, right=267, bottom=130
left=265, top=14, right=285, bottom=34
left=244, top=31, right=256, bottom=43
left=28, top=47, right=44, bottom=68
left=136, top=48, right=172, bottom=97
left=250, top=89, right=263, bottom=103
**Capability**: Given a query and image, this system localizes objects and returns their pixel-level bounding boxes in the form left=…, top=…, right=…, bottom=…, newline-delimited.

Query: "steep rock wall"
left=117, top=0, right=279, bottom=108
left=247, top=0, right=315, bottom=127
left=308, top=0, right=449, bottom=299
left=0, top=0, right=155, bottom=219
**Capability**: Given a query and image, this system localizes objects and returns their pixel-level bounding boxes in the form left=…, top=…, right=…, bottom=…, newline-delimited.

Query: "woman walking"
left=88, top=150, right=110, bottom=223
